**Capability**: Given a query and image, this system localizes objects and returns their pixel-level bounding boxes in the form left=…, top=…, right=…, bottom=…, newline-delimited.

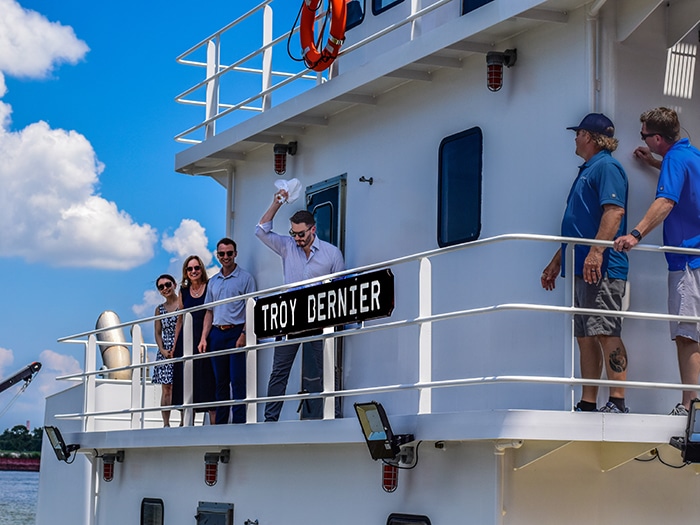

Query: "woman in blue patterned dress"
left=153, top=274, right=179, bottom=427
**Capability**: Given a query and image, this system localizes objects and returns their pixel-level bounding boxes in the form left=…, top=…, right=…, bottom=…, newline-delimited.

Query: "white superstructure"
left=37, top=1, right=700, bottom=524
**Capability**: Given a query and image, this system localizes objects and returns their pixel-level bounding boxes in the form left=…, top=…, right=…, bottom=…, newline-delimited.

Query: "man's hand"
left=541, top=255, right=561, bottom=291
left=633, top=146, right=662, bottom=169
left=613, top=234, right=639, bottom=252
left=582, top=250, right=603, bottom=284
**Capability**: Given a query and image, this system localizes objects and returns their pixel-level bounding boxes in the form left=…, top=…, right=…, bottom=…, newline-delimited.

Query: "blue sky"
left=0, top=0, right=291, bottom=430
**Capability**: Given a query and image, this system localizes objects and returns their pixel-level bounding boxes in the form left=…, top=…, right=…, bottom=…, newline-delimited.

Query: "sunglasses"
left=217, top=250, right=235, bottom=257
left=289, top=225, right=313, bottom=238
left=640, top=132, right=661, bottom=140
left=187, top=265, right=202, bottom=273
left=157, top=281, right=173, bottom=291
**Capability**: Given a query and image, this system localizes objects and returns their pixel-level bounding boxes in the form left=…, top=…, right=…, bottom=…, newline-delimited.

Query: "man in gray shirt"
left=256, top=189, right=345, bottom=421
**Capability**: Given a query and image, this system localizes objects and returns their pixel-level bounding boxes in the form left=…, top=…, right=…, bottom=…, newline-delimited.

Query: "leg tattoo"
left=609, top=346, right=628, bottom=373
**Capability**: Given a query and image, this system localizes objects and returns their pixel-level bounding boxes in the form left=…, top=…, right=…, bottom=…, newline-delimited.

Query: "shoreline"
left=0, top=457, right=40, bottom=472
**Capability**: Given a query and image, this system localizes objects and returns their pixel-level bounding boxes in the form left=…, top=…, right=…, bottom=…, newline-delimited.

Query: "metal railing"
left=54, top=233, right=700, bottom=430
left=174, top=0, right=456, bottom=144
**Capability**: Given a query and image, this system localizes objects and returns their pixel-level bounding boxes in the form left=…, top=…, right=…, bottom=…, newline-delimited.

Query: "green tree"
left=0, top=425, right=41, bottom=452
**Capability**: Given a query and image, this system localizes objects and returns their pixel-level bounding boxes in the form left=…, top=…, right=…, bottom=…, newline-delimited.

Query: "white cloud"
left=162, top=219, right=213, bottom=268
left=0, top=0, right=88, bottom=78
left=0, top=121, right=158, bottom=268
left=31, top=349, right=82, bottom=406
left=131, top=219, right=214, bottom=317
left=132, top=289, right=163, bottom=318
left=0, top=348, right=79, bottom=429
left=0, top=347, right=14, bottom=376
left=0, top=2, right=157, bottom=270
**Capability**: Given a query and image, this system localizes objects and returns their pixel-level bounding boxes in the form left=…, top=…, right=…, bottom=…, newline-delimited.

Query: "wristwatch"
left=630, top=229, right=642, bottom=241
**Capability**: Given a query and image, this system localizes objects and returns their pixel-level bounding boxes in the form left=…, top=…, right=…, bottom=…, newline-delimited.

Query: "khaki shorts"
left=574, top=275, right=625, bottom=338
left=668, top=267, right=700, bottom=342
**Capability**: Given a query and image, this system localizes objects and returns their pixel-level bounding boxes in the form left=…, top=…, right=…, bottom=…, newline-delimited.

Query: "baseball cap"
left=567, top=113, right=615, bottom=137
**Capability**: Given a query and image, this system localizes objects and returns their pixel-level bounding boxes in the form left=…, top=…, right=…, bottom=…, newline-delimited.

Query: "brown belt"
left=214, top=324, right=239, bottom=331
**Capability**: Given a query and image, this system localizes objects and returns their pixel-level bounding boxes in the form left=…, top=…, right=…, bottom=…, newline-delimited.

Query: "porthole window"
left=437, top=127, right=483, bottom=247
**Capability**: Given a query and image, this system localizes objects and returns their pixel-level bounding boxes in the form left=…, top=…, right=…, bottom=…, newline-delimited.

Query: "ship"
left=36, top=1, right=700, bottom=524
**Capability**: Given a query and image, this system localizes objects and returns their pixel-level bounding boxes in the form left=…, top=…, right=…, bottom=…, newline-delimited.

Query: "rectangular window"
left=347, top=0, right=365, bottom=30
left=462, top=0, right=494, bottom=15
left=438, top=127, right=483, bottom=247
left=141, top=499, right=164, bottom=525
left=387, top=513, right=432, bottom=525
left=195, top=502, right=234, bottom=525
left=373, top=0, right=406, bottom=16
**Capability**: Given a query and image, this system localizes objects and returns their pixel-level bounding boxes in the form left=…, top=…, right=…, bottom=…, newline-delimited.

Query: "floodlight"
left=669, top=398, right=700, bottom=463
left=44, top=426, right=80, bottom=463
left=354, top=401, right=414, bottom=462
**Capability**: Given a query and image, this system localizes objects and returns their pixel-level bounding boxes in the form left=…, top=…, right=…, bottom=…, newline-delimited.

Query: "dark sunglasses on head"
left=157, top=281, right=173, bottom=291
left=217, top=250, right=235, bottom=257
left=187, top=265, right=202, bottom=272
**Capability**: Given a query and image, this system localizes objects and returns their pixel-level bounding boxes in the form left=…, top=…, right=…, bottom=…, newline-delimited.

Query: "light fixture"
left=354, top=401, right=417, bottom=493
left=486, top=49, right=517, bottom=92
left=273, top=142, right=298, bottom=175
left=44, top=426, right=80, bottom=463
left=204, top=449, right=230, bottom=486
left=102, top=450, right=124, bottom=482
left=382, top=462, right=399, bottom=493
left=670, top=398, right=700, bottom=462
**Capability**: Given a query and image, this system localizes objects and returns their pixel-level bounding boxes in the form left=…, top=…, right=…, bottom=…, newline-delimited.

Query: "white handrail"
left=174, top=0, right=459, bottom=143
left=54, top=233, right=700, bottom=427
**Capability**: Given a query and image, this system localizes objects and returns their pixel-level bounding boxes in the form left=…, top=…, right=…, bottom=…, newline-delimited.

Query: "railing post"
left=418, top=257, right=432, bottom=414
left=84, top=335, right=97, bottom=432
left=567, top=242, right=577, bottom=410
left=262, top=5, right=273, bottom=111
left=411, top=0, right=422, bottom=39
left=131, top=325, right=144, bottom=429
left=245, top=297, right=258, bottom=423
left=205, top=36, right=220, bottom=139
left=323, top=327, right=336, bottom=419
left=183, top=313, right=194, bottom=426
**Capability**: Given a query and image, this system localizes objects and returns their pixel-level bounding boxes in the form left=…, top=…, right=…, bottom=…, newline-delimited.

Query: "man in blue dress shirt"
left=256, top=189, right=345, bottom=421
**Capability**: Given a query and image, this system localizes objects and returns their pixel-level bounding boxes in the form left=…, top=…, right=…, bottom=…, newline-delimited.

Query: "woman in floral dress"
left=153, top=274, right=179, bottom=427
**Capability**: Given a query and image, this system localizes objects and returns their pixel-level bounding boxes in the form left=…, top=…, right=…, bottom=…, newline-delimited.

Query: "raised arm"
left=259, top=189, right=288, bottom=225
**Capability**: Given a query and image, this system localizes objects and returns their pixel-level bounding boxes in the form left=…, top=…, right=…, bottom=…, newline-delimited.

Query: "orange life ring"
left=300, top=0, right=347, bottom=72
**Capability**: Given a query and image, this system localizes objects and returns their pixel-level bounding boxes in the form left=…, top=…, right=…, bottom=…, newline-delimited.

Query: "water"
left=0, top=470, right=38, bottom=524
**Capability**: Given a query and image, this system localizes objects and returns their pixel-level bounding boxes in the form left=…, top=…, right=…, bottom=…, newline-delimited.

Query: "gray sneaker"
left=670, top=403, right=689, bottom=416
left=598, top=401, right=629, bottom=413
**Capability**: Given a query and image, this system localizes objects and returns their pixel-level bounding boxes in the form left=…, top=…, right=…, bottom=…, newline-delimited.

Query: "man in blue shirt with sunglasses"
left=256, top=189, right=345, bottom=421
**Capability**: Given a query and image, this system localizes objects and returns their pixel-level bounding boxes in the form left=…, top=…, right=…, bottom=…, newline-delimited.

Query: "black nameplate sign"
left=254, top=269, right=394, bottom=337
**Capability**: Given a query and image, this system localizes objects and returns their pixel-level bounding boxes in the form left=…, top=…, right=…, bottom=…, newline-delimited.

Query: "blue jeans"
left=265, top=339, right=324, bottom=421
left=208, top=325, right=246, bottom=424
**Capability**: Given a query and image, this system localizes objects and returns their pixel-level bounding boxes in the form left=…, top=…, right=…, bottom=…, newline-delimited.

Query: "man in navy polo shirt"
left=541, top=113, right=630, bottom=413
left=615, top=107, right=700, bottom=416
